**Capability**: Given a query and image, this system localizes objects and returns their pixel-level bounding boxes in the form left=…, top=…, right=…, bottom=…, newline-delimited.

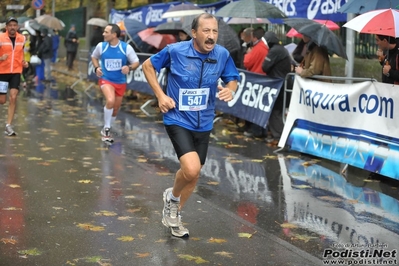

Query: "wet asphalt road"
left=0, top=80, right=398, bottom=266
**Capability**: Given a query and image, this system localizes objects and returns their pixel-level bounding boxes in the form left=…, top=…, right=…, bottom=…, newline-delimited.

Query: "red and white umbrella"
left=286, top=19, right=339, bottom=38
left=343, top=8, right=399, bottom=37
left=138, top=28, right=176, bottom=50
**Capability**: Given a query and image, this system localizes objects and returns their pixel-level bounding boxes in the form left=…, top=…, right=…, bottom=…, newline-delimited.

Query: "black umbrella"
left=215, top=0, right=286, bottom=19
left=284, top=18, right=347, bottom=60
left=181, top=15, right=241, bottom=53
left=154, top=21, right=183, bottom=35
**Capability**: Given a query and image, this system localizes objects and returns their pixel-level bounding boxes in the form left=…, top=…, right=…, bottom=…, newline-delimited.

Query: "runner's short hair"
left=109, top=23, right=121, bottom=38
left=191, top=13, right=217, bottom=31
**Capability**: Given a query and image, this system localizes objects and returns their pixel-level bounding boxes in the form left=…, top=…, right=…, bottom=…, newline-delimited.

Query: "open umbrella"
left=286, top=19, right=340, bottom=38
left=24, top=20, right=54, bottom=36
left=122, top=18, right=151, bottom=52
left=227, top=17, right=270, bottom=25
left=284, top=18, right=347, bottom=59
left=17, top=17, right=31, bottom=25
left=87, top=17, right=108, bottom=28
left=182, top=15, right=241, bottom=53
left=284, top=43, right=297, bottom=55
left=338, top=0, right=399, bottom=14
left=138, top=28, right=176, bottom=50
left=35, top=15, right=64, bottom=30
left=154, top=21, right=183, bottom=35
left=343, top=9, right=399, bottom=37
left=162, top=3, right=204, bottom=19
left=215, top=0, right=286, bottom=19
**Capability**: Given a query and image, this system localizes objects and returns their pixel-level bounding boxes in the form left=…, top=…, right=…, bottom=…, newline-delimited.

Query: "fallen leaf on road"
left=208, top=238, right=227, bottom=244
left=279, top=222, right=298, bottom=229
left=225, top=144, right=247, bottom=148
left=214, top=251, right=233, bottom=258
left=117, top=216, right=132, bottom=221
left=78, top=180, right=93, bottom=184
left=84, top=256, right=103, bottom=262
left=135, top=253, right=150, bottom=258
left=2, top=207, right=22, bottom=211
left=27, top=157, right=43, bottom=161
left=117, top=236, right=134, bottom=242
left=178, top=254, right=209, bottom=263
left=238, top=232, right=254, bottom=238
left=127, top=208, right=141, bottom=213
left=1, top=238, right=17, bottom=244
left=40, top=147, right=53, bottom=151
left=94, top=210, right=117, bottom=216
left=156, top=172, right=171, bottom=176
left=228, top=159, right=243, bottom=163
left=17, top=248, right=42, bottom=256
left=77, top=223, right=105, bottom=231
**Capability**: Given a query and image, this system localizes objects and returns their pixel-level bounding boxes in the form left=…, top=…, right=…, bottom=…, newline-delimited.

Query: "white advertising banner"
left=279, top=76, right=399, bottom=180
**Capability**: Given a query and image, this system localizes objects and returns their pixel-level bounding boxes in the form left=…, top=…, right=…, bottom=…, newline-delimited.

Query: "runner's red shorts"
left=98, top=79, right=127, bottom=97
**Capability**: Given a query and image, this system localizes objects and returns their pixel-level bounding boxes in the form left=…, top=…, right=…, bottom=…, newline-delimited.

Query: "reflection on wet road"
left=0, top=82, right=397, bottom=265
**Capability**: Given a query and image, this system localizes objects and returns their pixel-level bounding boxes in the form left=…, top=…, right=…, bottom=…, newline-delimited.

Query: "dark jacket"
left=380, top=44, right=399, bottom=84
left=292, top=39, right=307, bottom=65
left=37, top=29, right=53, bottom=60
left=65, top=28, right=79, bottom=52
left=90, top=27, right=103, bottom=49
left=262, top=32, right=291, bottom=79
left=262, top=32, right=292, bottom=109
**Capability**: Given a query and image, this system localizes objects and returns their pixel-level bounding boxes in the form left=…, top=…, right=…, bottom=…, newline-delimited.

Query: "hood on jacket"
left=263, top=31, right=280, bottom=48
left=41, top=28, right=48, bottom=36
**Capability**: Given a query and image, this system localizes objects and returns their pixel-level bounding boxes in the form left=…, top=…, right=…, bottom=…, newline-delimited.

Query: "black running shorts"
left=0, top=74, right=21, bottom=94
left=165, top=125, right=211, bottom=165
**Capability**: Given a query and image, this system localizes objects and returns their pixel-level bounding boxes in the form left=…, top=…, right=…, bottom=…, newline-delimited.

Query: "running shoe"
left=5, top=125, right=16, bottom=136
left=169, top=215, right=189, bottom=238
left=100, top=127, right=113, bottom=142
left=162, top=187, right=180, bottom=227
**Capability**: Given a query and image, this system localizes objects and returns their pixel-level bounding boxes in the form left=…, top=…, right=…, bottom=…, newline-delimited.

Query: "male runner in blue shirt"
left=92, top=24, right=139, bottom=142
left=143, top=13, right=239, bottom=237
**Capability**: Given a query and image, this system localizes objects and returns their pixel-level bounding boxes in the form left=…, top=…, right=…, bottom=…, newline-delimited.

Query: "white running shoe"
left=162, top=187, right=180, bottom=227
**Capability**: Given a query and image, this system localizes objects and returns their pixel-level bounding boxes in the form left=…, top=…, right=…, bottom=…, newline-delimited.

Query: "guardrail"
left=70, top=49, right=94, bottom=91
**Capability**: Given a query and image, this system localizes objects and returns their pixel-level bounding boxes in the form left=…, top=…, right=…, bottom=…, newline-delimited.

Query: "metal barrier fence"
left=71, top=49, right=94, bottom=91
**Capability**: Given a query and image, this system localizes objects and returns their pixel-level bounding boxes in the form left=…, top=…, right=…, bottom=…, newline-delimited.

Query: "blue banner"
left=87, top=53, right=284, bottom=129
left=110, top=0, right=349, bottom=27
